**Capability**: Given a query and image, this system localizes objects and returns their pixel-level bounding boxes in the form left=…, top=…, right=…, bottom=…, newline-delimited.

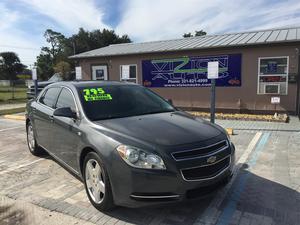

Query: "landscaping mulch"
left=187, top=111, right=289, bottom=123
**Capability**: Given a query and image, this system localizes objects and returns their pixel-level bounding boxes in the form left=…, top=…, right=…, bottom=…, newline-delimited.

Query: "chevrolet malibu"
left=26, top=81, right=235, bottom=211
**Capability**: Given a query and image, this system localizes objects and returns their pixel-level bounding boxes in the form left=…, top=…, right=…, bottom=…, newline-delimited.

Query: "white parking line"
left=0, top=126, right=23, bottom=132
left=194, top=132, right=263, bottom=225
left=0, top=158, right=45, bottom=175
left=238, top=132, right=262, bottom=164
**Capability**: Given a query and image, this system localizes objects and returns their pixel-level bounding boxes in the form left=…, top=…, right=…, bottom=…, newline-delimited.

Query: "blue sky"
left=1, top=0, right=300, bottom=67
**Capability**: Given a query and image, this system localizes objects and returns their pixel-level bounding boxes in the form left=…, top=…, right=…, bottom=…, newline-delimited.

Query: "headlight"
left=116, top=145, right=166, bottom=170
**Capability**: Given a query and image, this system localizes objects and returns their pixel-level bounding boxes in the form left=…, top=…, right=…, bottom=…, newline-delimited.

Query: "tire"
left=83, top=152, right=114, bottom=211
left=26, top=121, right=43, bottom=156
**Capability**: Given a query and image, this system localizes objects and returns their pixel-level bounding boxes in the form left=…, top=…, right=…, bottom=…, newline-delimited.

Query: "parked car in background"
left=27, top=72, right=75, bottom=99
left=26, top=81, right=235, bottom=211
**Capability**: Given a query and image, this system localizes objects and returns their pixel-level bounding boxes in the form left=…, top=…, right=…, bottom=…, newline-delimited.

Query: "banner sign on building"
left=142, top=54, right=242, bottom=87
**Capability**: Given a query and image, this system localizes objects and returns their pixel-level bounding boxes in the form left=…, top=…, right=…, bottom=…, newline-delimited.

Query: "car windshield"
left=77, top=84, right=175, bottom=121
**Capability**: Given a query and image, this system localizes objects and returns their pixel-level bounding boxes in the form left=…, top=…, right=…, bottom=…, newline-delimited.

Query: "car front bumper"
left=109, top=142, right=235, bottom=208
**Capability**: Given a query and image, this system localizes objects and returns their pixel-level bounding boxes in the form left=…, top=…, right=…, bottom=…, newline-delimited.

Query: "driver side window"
left=56, top=88, right=76, bottom=111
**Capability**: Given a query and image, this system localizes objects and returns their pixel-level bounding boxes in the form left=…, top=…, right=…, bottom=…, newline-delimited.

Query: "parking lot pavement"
left=0, top=117, right=299, bottom=225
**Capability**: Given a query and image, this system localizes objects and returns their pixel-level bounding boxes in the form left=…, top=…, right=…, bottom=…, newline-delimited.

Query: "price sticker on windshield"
left=83, top=88, right=112, bottom=101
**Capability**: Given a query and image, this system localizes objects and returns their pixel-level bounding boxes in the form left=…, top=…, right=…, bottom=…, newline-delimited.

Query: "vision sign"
left=142, top=54, right=242, bottom=88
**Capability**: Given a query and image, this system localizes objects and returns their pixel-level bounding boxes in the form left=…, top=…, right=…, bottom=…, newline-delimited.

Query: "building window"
left=257, top=57, right=288, bottom=95
left=120, top=65, right=137, bottom=83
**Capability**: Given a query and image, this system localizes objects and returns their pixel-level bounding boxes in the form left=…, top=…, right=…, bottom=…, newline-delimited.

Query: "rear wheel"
left=83, top=152, right=114, bottom=211
left=26, top=121, right=43, bottom=156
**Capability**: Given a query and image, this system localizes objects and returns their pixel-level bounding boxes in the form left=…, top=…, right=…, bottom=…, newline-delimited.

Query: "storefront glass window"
left=257, top=57, right=288, bottom=95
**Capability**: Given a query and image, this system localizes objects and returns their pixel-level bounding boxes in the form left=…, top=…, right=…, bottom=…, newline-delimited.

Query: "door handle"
left=49, top=115, right=54, bottom=122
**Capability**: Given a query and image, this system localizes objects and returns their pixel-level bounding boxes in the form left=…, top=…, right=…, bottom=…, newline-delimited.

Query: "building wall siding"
left=78, top=43, right=299, bottom=114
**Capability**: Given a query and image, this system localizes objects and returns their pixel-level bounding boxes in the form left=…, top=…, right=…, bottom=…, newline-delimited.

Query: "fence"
left=0, top=80, right=10, bottom=86
left=0, top=80, right=28, bottom=103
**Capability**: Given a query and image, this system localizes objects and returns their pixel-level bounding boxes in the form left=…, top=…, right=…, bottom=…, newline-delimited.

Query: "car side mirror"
left=54, top=107, right=77, bottom=119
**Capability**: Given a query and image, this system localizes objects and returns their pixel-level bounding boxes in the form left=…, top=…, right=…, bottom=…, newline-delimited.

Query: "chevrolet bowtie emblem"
left=207, top=156, right=217, bottom=164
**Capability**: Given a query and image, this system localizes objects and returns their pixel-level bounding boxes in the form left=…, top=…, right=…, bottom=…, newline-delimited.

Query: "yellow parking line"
left=3, top=115, right=25, bottom=121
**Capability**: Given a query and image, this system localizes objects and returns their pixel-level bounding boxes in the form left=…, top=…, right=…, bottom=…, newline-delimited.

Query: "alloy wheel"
left=27, top=124, right=35, bottom=152
left=85, top=159, right=105, bottom=204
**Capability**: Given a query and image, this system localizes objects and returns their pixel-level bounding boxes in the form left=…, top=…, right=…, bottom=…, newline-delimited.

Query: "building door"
left=92, top=65, right=108, bottom=80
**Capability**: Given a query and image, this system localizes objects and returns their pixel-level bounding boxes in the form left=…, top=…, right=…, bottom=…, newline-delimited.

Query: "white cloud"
left=0, top=3, right=42, bottom=67
left=116, top=0, right=300, bottom=41
left=0, top=3, right=19, bottom=30
left=2, top=0, right=300, bottom=67
left=0, top=33, right=42, bottom=67
left=20, top=0, right=110, bottom=31
left=0, top=0, right=111, bottom=67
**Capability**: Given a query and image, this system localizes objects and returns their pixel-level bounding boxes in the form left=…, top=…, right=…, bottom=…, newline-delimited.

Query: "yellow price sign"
left=83, top=88, right=112, bottom=101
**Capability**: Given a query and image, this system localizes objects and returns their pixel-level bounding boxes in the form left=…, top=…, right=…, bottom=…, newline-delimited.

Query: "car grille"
left=181, top=156, right=230, bottom=181
left=172, top=140, right=228, bottom=161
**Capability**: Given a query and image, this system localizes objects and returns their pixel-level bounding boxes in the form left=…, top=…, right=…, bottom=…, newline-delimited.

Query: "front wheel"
left=83, top=152, right=114, bottom=211
left=26, top=121, right=43, bottom=156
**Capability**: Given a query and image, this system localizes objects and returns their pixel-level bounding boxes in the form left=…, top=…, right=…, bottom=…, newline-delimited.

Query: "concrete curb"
left=0, top=107, right=25, bottom=116
left=3, top=114, right=25, bottom=121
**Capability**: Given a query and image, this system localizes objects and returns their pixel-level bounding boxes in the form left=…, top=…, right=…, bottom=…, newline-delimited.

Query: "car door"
left=33, top=87, right=61, bottom=151
left=52, top=87, right=81, bottom=170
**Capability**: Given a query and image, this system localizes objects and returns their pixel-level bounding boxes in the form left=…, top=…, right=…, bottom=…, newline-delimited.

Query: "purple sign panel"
left=142, top=54, right=242, bottom=87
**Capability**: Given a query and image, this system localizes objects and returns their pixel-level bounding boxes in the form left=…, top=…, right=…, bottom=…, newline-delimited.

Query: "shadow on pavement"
left=217, top=165, right=300, bottom=225
left=0, top=205, right=26, bottom=225
left=103, top=166, right=299, bottom=225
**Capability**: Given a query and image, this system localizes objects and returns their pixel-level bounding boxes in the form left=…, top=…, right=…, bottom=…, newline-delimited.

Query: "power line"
left=0, top=45, right=40, bottom=51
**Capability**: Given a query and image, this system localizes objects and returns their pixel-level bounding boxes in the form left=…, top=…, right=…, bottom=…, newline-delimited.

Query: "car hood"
left=94, top=111, right=222, bottom=147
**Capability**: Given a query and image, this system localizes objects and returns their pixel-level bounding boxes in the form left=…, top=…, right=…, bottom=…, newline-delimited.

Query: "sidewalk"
left=0, top=103, right=26, bottom=110
left=0, top=103, right=26, bottom=116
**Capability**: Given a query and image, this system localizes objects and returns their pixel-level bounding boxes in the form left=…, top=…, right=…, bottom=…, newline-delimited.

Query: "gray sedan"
left=26, top=81, right=235, bottom=211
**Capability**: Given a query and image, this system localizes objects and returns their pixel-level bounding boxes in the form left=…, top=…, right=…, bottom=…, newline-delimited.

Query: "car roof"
left=48, top=81, right=138, bottom=88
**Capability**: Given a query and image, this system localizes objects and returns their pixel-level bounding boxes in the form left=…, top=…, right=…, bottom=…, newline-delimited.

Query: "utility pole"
left=72, top=39, right=76, bottom=55
left=210, top=79, right=216, bottom=123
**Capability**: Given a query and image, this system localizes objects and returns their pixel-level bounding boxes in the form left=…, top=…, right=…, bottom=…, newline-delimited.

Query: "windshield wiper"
left=138, top=109, right=175, bottom=116
left=92, top=110, right=175, bottom=121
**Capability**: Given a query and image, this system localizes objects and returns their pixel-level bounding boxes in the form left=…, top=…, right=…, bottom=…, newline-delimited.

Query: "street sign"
left=32, top=68, right=37, bottom=80
left=207, top=61, right=219, bottom=79
left=271, top=97, right=280, bottom=104
left=75, top=66, right=82, bottom=80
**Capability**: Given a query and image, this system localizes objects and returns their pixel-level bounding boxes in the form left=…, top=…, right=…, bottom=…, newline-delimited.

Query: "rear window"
left=77, top=85, right=174, bottom=121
